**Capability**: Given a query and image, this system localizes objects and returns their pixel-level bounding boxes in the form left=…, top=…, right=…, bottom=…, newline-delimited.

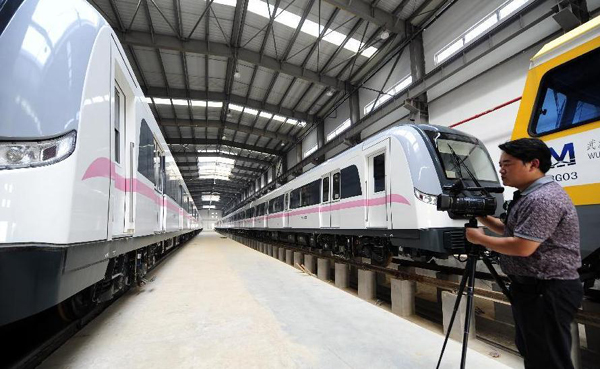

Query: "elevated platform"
left=41, top=231, right=520, bottom=368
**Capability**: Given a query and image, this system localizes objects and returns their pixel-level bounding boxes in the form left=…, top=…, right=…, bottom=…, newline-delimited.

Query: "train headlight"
left=0, top=131, right=76, bottom=170
left=414, top=188, right=437, bottom=206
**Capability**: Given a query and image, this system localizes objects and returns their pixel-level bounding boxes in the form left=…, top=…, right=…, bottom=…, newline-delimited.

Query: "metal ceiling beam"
left=167, top=138, right=281, bottom=156
left=117, top=31, right=345, bottom=91
left=323, top=0, right=405, bottom=34
left=188, top=186, right=243, bottom=193
left=172, top=152, right=273, bottom=166
left=176, top=162, right=265, bottom=174
left=159, top=119, right=294, bottom=143
left=145, top=87, right=315, bottom=123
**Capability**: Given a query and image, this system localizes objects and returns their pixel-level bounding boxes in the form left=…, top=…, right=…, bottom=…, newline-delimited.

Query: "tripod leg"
left=481, top=256, right=512, bottom=304
left=460, top=256, right=477, bottom=369
left=436, top=259, right=471, bottom=369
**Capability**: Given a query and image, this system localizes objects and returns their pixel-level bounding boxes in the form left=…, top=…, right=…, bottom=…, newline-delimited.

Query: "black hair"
left=498, top=138, right=552, bottom=173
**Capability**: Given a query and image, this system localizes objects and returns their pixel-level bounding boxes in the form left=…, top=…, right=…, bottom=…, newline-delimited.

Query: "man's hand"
left=465, top=227, right=486, bottom=245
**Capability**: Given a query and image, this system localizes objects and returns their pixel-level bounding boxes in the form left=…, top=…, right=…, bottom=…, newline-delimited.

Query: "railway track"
left=219, top=230, right=600, bottom=329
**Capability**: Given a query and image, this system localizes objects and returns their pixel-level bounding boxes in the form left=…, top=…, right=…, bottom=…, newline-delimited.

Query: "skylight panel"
left=499, top=0, right=528, bottom=19
left=303, top=144, right=318, bottom=158
left=301, top=19, right=323, bottom=38
left=434, top=0, right=531, bottom=65
left=275, top=9, right=301, bottom=28
left=286, top=118, right=298, bottom=125
left=464, top=14, right=498, bottom=44
left=323, top=29, right=347, bottom=46
left=171, top=99, right=189, bottom=106
left=244, top=107, right=259, bottom=116
left=202, top=0, right=376, bottom=58
left=259, top=112, right=273, bottom=119
left=229, top=104, right=244, bottom=112
left=363, top=74, right=412, bottom=115
left=203, top=205, right=216, bottom=209
left=327, top=118, right=351, bottom=141
left=202, top=194, right=221, bottom=202
left=143, top=97, right=153, bottom=104
left=153, top=98, right=172, bottom=105
left=198, top=156, right=235, bottom=181
left=272, top=115, right=286, bottom=122
left=207, top=101, right=223, bottom=108
left=435, top=39, right=464, bottom=64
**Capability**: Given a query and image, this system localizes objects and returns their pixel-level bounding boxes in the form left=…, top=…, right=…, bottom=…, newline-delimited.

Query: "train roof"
left=530, top=14, right=600, bottom=68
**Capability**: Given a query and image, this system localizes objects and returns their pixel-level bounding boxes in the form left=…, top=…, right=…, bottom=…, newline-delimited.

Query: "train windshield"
left=0, top=0, right=25, bottom=36
left=428, top=132, right=497, bottom=182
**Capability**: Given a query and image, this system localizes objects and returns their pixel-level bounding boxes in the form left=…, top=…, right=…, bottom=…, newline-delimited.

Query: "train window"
left=301, top=180, right=320, bottom=207
left=257, top=203, right=266, bottom=216
left=332, top=172, right=340, bottom=200
left=290, top=189, right=301, bottom=209
left=284, top=193, right=289, bottom=210
left=341, top=165, right=362, bottom=199
left=373, top=154, right=385, bottom=193
left=114, top=87, right=121, bottom=164
left=531, top=47, right=600, bottom=135
left=138, top=120, right=155, bottom=184
left=322, top=177, right=330, bottom=203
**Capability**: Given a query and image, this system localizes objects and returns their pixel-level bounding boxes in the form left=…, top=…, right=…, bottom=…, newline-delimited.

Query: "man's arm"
left=465, top=228, right=540, bottom=257
left=476, top=215, right=505, bottom=235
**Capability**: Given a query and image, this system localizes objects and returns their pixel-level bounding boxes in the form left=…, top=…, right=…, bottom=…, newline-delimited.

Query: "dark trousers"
left=509, top=278, right=583, bottom=369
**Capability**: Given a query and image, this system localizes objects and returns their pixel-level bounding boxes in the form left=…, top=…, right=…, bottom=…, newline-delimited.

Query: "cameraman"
left=465, top=138, right=582, bottom=369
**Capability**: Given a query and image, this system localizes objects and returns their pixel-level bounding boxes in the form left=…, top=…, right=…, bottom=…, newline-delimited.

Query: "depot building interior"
left=2, top=0, right=600, bottom=368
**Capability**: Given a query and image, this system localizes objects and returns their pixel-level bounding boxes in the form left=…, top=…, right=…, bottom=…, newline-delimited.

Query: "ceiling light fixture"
left=234, top=70, right=241, bottom=79
left=380, top=30, right=390, bottom=40
left=326, top=89, right=335, bottom=96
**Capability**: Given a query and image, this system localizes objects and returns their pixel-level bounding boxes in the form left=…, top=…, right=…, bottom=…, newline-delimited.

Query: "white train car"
left=0, top=0, right=201, bottom=326
left=217, top=124, right=503, bottom=262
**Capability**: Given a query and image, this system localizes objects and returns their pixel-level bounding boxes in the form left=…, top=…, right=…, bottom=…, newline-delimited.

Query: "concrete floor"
left=41, top=231, right=522, bottom=369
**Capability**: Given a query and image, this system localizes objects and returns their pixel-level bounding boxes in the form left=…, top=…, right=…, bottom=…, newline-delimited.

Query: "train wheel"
left=370, top=245, right=393, bottom=267
left=57, top=289, right=93, bottom=322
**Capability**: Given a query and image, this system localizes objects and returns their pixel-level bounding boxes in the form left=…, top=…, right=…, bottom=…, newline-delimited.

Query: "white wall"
left=200, top=209, right=222, bottom=230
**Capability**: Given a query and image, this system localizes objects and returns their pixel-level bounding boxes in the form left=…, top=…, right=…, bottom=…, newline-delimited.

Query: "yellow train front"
left=511, top=15, right=600, bottom=285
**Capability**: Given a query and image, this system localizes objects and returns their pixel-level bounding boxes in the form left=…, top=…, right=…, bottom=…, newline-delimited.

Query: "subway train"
left=216, top=124, right=505, bottom=264
left=0, top=0, right=201, bottom=326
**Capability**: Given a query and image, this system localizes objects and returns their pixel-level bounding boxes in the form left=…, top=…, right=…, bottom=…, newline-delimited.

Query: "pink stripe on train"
left=82, top=157, right=192, bottom=216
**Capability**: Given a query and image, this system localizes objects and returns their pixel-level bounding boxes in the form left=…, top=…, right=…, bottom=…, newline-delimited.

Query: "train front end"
left=390, top=125, right=504, bottom=257
left=0, top=0, right=110, bottom=326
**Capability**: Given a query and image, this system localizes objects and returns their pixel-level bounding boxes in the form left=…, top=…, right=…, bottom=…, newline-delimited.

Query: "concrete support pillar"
left=272, top=246, right=279, bottom=259
left=358, top=269, right=376, bottom=301
left=285, top=249, right=293, bottom=265
left=335, top=263, right=350, bottom=289
left=304, top=254, right=316, bottom=274
left=267, top=244, right=273, bottom=257
left=293, top=252, right=303, bottom=269
left=317, top=258, right=330, bottom=281
left=441, top=291, right=476, bottom=341
left=278, top=247, right=285, bottom=262
left=391, top=278, right=416, bottom=317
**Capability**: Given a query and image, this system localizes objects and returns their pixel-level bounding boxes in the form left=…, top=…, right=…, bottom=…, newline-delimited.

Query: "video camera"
left=437, top=180, right=504, bottom=219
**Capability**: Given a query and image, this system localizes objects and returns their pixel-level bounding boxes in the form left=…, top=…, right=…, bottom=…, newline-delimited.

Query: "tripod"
left=436, top=219, right=511, bottom=369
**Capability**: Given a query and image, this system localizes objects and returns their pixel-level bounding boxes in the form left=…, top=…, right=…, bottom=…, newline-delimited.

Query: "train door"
left=331, top=171, right=341, bottom=228
left=154, top=142, right=166, bottom=232
left=320, top=174, right=331, bottom=227
left=110, top=83, right=128, bottom=238
left=178, top=186, right=184, bottom=230
left=283, top=192, right=290, bottom=227
left=365, top=139, right=390, bottom=228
